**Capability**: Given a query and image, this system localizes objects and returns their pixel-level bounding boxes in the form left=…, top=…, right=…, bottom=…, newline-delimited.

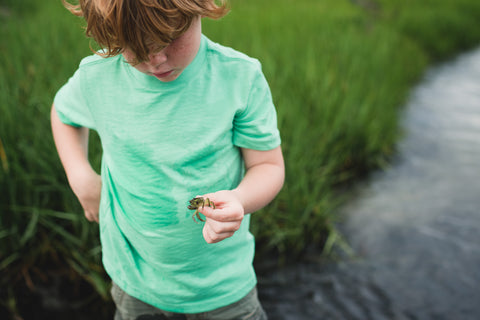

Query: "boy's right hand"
left=69, top=168, right=102, bottom=223
left=50, top=105, right=101, bottom=222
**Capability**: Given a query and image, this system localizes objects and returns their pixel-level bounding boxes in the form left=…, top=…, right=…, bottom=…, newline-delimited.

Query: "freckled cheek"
left=166, top=44, right=192, bottom=65
left=165, top=47, right=180, bottom=62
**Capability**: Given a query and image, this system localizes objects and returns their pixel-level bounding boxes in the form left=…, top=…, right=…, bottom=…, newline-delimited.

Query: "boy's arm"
left=51, top=104, right=101, bottom=223
left=199, top=146, right=285, bottom=243
left=235, top=146, right=285, bottom=214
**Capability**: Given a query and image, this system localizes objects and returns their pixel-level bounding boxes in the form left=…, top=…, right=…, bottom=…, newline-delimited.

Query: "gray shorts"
left=111, top=282, right=268, bottom=320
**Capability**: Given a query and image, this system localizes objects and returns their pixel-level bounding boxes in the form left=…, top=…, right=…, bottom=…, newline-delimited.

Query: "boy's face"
left=122, top=17, right=202, bottom=82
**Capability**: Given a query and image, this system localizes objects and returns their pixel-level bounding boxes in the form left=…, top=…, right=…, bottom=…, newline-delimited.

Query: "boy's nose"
left=147, top=50, right=167, bottom=66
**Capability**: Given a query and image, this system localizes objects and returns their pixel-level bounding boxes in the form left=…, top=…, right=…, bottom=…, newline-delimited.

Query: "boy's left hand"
left=197, top=190, right=244, bottom=244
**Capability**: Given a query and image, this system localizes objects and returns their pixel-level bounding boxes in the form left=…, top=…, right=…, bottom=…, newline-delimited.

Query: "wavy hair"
left=64, top=0, right=229, bottom=62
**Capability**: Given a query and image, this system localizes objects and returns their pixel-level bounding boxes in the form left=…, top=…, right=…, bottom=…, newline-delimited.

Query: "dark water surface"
left=258, top=47, right=480, bottom=320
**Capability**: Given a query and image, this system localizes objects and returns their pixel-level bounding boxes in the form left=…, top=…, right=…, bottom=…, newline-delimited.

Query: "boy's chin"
left=152, top=70, right=180, bottom=82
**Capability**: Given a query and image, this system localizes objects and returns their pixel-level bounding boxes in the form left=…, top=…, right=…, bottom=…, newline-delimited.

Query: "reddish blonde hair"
left=64, top=0, right=229, bottom=62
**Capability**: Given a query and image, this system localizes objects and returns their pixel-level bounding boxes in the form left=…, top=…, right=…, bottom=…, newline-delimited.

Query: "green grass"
left=2, top=0, right=480, bottom=316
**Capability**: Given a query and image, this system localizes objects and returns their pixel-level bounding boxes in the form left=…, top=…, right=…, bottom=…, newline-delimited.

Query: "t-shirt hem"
left=234, top=135, right=281, bottom=151
left=107, top=269, right=257, bottom=314
left=53, top=99, right=82, bottom=128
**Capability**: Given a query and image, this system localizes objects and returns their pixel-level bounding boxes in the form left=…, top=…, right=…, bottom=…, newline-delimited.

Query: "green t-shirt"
left=54, top=35, right=280, bottom=313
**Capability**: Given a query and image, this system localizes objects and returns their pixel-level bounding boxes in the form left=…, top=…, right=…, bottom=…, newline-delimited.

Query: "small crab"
left=187, top=196, right=215, bottom=223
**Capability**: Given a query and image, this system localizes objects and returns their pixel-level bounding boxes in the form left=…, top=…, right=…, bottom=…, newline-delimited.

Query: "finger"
left=199, top=206, right=243, bottom=222
left=206, top=219, right=241, bottom=234
left=197, top=205, right=216, bottom=219
left=202, top=225, right=235, bottom=244
left=85, top=210, right=99, bottom=223
left=85, top=211, right=93, bottom=221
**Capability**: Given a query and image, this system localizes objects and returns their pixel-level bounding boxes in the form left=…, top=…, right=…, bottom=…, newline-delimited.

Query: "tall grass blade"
left=0, top=137, right=8, bottom=172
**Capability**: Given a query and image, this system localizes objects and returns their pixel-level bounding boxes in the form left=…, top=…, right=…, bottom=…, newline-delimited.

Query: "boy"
left=51, top=0, right=284, bottom=319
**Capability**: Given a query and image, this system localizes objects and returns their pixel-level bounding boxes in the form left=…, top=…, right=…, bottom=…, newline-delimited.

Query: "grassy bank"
left=1, top=0, right=480, bottom=316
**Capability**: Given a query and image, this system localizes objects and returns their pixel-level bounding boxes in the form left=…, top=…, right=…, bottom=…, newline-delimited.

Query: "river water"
left=258, top=47, right=480, bottom=320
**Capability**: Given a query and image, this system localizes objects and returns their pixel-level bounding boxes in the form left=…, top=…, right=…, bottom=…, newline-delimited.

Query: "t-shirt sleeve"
left=232, top=62, right=281, bottom=151
left=54, top=66, right=95, bottom=129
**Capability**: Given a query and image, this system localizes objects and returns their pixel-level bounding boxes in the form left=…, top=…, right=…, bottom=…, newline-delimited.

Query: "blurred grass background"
left=1, top=0, right=480, bottom=318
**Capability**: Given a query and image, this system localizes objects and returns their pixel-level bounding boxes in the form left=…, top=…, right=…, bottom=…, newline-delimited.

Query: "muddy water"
left=258, top=47, right=480, bottom=320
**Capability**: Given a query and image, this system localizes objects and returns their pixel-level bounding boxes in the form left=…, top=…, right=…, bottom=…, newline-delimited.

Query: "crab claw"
left=187, top=196, right=214, bottom=223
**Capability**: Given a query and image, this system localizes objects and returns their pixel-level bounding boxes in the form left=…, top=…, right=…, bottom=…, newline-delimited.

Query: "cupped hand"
left=197, top=190, right=245, bottom=244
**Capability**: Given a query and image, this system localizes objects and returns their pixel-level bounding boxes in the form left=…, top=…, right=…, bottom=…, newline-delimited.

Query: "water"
left=258, top=47, right=480, bottom=320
